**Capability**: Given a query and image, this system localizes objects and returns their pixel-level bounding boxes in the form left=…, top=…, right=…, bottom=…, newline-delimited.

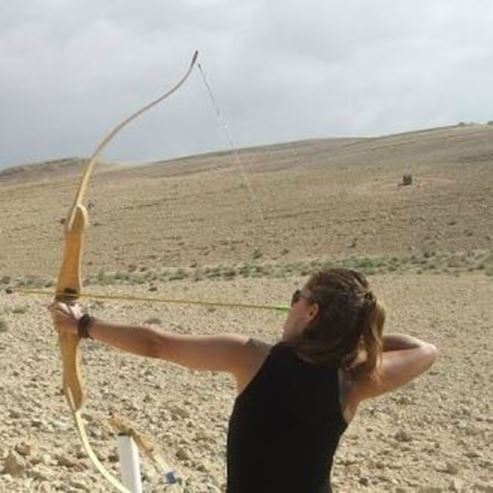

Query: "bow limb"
left=55, top=51, right=198, bottom=491
left=56, top=204, right=129, bottom=491
left=68, top=50, right=198, bottom=226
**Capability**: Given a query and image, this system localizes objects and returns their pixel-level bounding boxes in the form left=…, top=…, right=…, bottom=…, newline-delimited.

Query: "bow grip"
left=56, top=204, right=89, bottom=411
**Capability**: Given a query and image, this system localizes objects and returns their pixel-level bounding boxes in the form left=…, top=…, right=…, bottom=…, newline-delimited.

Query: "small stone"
left=15, top=442, right=33, bottom=457
left=40, top=454, right=53, bottom=466
left=395, top=430, right=412, bottom=442
left=195, top=461, right=209, bottom=472
left=89, top=427, right=103, bottom=439
left=359, top=476, right=370, bottom=486
left=176, top=448, right=190, bottom=461
left=74, top=446, right=86, bottom=459
left=31, top=419, right=45, bottom=429
left=449, top=478, right=464, bottom=492
left=472, top=482, right=493, bottom=493
left=56, top=454, right=77, bottom=468
left=37, top=482, right=53, bottom=493
left=2, top=451, right=27, bottom=477
left=69, top=478, right=91, bottom=491
left=171, top=406, right=191, bottom=420
left=29, top=464, right=53, bottom=481
left=445, top=462, right=459, bottom=475
left=81, top=413, right=94, bottom=423
left=108, top=449, right=119, bottom=463
left=396, top=396, right=412, bottom=405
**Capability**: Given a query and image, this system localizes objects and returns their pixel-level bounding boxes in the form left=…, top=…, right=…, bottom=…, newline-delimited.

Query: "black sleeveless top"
left=226, top=342, right=348, bottom=493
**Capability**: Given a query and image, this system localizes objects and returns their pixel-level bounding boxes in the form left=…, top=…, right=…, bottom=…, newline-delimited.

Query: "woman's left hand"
left=48, top=302, right=83, bottom=336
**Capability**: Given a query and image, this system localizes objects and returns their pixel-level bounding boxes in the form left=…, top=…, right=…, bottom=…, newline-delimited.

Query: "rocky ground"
left=0, top=125, right=492, bottom=491
left=0, top=273, right=491, bottom=492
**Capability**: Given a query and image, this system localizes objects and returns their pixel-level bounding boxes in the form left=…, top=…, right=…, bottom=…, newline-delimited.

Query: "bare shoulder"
left=235, top=338, right=273, bottom=394
left=245, top=337, right=272, bottom=356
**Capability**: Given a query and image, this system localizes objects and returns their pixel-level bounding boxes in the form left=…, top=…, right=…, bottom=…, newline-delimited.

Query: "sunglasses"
left=291, top=289, right=309, bottom=306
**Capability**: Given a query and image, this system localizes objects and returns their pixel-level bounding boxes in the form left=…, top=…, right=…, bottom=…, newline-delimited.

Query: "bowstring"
left=196, top=63, right=318, bottom=266
left=196, top=62, right=268, bottom=243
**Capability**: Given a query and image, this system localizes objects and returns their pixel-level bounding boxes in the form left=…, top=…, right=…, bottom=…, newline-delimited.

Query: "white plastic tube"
left=117, top=434, right=143, bottom=493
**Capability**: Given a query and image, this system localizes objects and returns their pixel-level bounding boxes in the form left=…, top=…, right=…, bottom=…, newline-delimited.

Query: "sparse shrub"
left=0, top=318, right=8, bottom=332
left=169, top=269, right=187, bottom=281
left=222, top=269, right=237, bottom=280
left=144, top=317, right=162, bottom=326
left=252, top=249, right=263, bottom=260
left=238, top=265, right=251, bottom=277
left=114, top=272, right=130, bottom=281
left=23, top=276, right=48, bottom=288
left=401, top=174, right=413, bottom=186
left=0, top=276, right=11, bottom=285
left=205, top=267, right=222, bottom=280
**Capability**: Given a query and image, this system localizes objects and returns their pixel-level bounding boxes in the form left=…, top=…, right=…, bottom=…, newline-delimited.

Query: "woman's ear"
left=307, top=302, right=319, bottom=323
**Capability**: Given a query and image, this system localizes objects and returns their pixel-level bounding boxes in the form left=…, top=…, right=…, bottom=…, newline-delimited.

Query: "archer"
left=50, top=267, right=438, bottom=492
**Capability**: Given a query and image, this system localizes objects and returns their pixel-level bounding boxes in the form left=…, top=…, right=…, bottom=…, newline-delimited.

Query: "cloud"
left=1, top=0, right=492, bottom=168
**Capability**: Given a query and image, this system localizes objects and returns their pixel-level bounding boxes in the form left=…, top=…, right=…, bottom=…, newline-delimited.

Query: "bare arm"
left=382, top=333, right=424, bottom=351
left=49, top=302, right=262, bottom=377
left=350, top=333, right=438, bottom=402
left=90, top=318, right=255, bottom=373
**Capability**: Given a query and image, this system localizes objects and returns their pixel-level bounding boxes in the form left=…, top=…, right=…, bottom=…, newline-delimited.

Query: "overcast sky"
left=1, top=0, right=492, bottom=170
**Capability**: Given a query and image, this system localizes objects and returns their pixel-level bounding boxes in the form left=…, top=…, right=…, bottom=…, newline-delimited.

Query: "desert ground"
left=0, top=123, right=492, bottom=492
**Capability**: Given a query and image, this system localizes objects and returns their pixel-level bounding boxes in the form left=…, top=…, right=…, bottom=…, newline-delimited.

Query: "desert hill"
left=0, top=158, right=116, bottom=186
left=0, top=124, right=491, bottom=282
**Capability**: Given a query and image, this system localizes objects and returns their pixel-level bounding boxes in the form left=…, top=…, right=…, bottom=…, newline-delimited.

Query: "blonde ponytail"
left=361, top=294, right=385, bottom=379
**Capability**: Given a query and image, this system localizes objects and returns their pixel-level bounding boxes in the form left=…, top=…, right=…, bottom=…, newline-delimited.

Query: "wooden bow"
left=55, top=51, right=198, bottom=491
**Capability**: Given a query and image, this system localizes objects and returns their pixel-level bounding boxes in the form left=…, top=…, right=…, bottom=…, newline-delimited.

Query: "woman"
left=49, top=268, right=438, bottom=492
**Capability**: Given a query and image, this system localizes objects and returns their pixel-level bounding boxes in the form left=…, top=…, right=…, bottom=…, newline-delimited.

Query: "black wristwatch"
left=78, top=313, right=95, bottom=339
